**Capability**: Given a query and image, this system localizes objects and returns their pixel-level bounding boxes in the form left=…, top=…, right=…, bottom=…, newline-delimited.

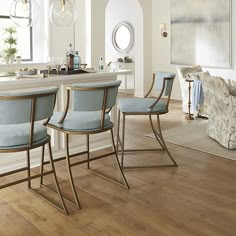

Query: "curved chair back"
left=155, top=71, right=176, bottom=97
left=0, top=87, right=58, bottom=125
left=72, top=80, right=121, bottom=111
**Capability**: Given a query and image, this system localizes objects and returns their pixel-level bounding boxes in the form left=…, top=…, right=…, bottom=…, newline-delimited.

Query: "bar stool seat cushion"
left=49, top=111, right=112, bottom=131
left=0, top=123, right=47, bottom=148
left=118, top=98, right=167, bottom=113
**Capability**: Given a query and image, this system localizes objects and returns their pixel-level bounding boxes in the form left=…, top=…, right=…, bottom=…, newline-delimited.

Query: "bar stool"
left=0, top=87, right=67, bottom=214
left=117, top=71, right=178, bottom=169
left=45, top=80, right=129, bottom=209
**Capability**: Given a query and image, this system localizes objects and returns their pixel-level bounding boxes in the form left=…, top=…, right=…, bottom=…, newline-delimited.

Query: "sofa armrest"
left=230, top=86, right=236, bottom=96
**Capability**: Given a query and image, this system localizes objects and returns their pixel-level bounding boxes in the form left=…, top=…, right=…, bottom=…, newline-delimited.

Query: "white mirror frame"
left=112, top=22, right=134, bottom=53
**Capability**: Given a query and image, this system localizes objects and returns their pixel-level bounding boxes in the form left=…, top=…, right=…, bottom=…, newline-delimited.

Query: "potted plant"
left=2, top=26, right=17, bottom=64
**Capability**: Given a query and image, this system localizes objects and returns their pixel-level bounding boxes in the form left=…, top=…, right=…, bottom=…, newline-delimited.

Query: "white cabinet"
left=117, top=62, right=135, bottom=94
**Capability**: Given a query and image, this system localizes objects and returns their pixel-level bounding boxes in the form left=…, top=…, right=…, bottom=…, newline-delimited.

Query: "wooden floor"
left=1, top=99, right=236, bottom=236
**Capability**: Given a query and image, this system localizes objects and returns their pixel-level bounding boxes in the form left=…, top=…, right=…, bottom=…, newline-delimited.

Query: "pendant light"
left=49, top=0, right=77, bottom=27
left=9, top=0, right=39, bottom=27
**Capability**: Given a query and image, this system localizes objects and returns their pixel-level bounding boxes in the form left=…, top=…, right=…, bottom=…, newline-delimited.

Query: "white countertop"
left=0, top=69, right=132, bottom=91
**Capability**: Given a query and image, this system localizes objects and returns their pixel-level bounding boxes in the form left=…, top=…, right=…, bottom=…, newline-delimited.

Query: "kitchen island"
left=0, top=69, right=132, bottom=173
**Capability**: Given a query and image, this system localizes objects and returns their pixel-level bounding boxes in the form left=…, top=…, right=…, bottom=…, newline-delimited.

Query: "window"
left=0, top=1, right=32, bottom=61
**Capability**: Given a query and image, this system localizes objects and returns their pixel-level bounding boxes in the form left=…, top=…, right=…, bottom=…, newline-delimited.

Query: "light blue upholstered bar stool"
left=0, top=87, right=67, bottom=214
left=117, top=71, right=178, bottom=169
left=46, top=80, right=129, bottom=209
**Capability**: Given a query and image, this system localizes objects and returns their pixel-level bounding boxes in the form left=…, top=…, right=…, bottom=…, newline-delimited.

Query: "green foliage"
left=3, top=48, right=17, bottom=57
left=4, top=26, right=17, bottom=34
left=4, top=37, right=17, bottom=45
left=2, top=26, right=17, bottom=57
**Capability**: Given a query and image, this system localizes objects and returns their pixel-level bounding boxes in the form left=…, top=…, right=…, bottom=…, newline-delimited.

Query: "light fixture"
left=9, top=0, right=39, bottom=27
left=160, top=23, right=168, bottom=38
left=49, top=0, right=77, bottom=27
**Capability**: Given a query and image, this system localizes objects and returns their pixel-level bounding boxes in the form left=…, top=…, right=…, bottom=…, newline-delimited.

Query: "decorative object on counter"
left=124, top=56, right=132, bottom=63
left=49, top=0, right=77, bottom=27
left=66, top=43, right=75, bottom=70
left=117, top=56, right=133, bottom=63
left=15, top=55, right=21, bottom=64
left=2, top=27, right=17, bottom=64
left=73, top=51, right=81, bottom=69
left=69, top=54, right=74, bottom=70
left=118, top=58, right=123, bottom=62
left=81, top=63, right=87, bottom=69
left=18, top=67, right=37, bottom=75
left=47, top=56, right=64, bottom=76
left=9, top=0, right=39, bottom=27
left=98, top=56, right=105, bottom=71
left=66, top=43, right=74, bottom=57
left=40, top=68, right=96, bottom=76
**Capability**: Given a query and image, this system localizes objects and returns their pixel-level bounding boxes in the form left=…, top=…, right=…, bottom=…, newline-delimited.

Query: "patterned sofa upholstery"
left=203, top=76, right=236, bottom=149
left=176, top=65, right=210, bottom=117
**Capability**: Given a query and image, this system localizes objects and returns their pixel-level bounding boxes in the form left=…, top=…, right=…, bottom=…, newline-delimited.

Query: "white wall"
left=105, top=0, right=145, bottom=97
left=50, top=0, right=86, bottom=62
left=105, top=0, right=136, bottom=63
left=105, top=0, right=153, bottom=97
left=152, top=0, right=236, bottom=100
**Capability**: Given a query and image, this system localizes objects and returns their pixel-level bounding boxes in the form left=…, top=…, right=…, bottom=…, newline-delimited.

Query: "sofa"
left=203, top=76, right=236, bottom=149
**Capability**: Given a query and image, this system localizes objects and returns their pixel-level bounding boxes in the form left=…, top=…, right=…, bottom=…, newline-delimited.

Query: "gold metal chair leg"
left=116, top=109, right=121, bottom=153
left=47, top=140, right=68, bottom=214
left=118, top=112, right=178, bottom=169
left=29, top=139, right=68, bottom=215
left=155, top=115, right=178, bottom=167
left=87, top=134, right=90, bottom=169
left=65, top=133, right=81, bottom=209
left=121, top=113, right=126, bottom=168
left=40, top=145, right=45, bottom=185
left=149, top=115, right=165, bottom=150
left=26, top=150, right=31, bottom=188
left=87, top=128, right=129, bottom=189
left=110, top=129, right=129, bottom=189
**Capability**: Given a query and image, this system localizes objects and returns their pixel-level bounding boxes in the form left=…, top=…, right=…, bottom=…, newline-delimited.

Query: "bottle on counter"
left=98, top=56, right=105, bottom=71
left=66, top=43, right=74, bottom=69
left=73, top=51, right=81, bottom=69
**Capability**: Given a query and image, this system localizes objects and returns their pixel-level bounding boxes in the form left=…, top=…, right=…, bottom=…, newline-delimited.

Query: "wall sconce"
left=49, top=0, right=77, bottom=27
left=9, top=0, right=39, bottom=27
left=160, top=23, right=168, bottom=38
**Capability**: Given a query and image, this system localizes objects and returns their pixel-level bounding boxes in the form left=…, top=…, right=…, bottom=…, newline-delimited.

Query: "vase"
left=9, top=55, right=15, bottom=64
left=16, top=56, right=21, bottom=64
left=4, top=57, right=9, bottom=64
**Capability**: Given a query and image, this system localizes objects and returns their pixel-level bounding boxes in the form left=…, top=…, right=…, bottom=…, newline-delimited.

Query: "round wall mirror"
left=112, top=22, right=134, bottom=53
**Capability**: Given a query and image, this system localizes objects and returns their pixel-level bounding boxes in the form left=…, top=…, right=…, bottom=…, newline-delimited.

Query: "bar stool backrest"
left=72, top=80, right=121, bottom=112
left=0, top=87, right=59, bottom=125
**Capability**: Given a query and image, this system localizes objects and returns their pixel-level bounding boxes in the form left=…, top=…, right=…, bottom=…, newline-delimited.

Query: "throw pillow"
left=230, top=86, right=236, bottom=96
left=229, top=79, right=236, bottom=86
left=179, top=65, right=202, bottom=79
left=188, top=71, right=210, bottom=80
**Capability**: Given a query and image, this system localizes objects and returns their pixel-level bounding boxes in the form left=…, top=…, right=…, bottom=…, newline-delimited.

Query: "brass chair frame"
left=0, top=91, right=68, bottom=214
left=45, top=84, right=129, bottom=209
left=117, top=73, right=178, bottom=169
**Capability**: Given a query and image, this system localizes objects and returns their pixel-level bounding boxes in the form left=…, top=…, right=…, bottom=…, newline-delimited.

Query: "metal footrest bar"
left=118, top=148, right=164, bottom=153
left=41, top=183, right=80, bottom=209
left=69, top=151, right=116, bottom=168
left=0, top=167, right=28, bottom=177
left=29, top=187, right=68, bottom=214
left=42, top=151, right=89, bottom=166
left=0, top=170, right=53, bottom=189
left=123, top=164, right=177, bottom=170
left=87, top=168, right=129, bottom=189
